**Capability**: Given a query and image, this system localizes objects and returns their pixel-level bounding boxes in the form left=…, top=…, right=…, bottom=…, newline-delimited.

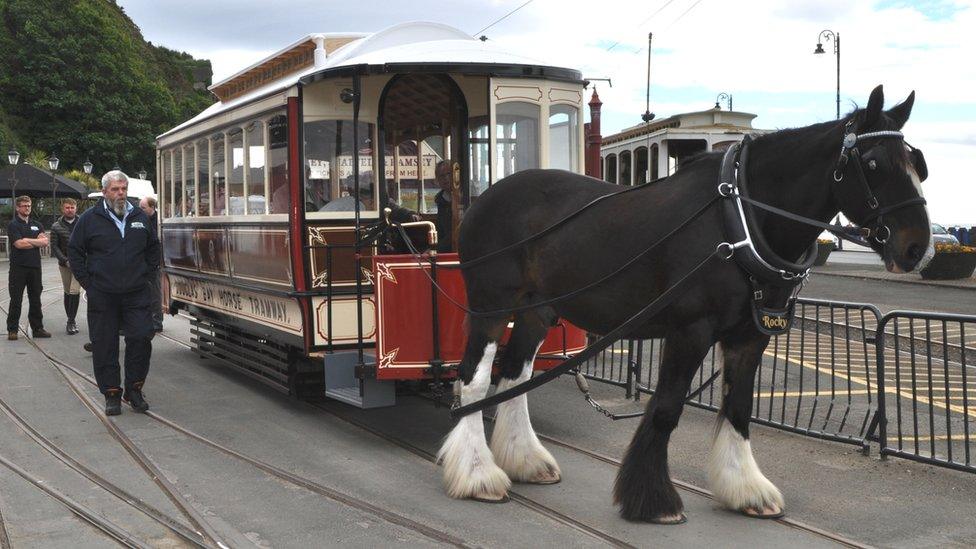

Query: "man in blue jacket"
left=68, top=171, right=160, bottom=416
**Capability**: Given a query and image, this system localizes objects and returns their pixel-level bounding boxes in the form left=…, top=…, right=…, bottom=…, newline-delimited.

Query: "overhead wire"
left=473, top=0, right=535, bottom=37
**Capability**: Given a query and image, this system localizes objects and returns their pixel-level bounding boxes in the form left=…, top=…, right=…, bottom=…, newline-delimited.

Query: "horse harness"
left=384, top=122, right=927, bottom=419
left=719, top=126, right=926, bottom=336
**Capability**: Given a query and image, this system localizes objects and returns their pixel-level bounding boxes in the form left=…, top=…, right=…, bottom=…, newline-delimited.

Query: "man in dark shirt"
left=433, top=160, right=456, bottom=253
left=69, top=171, right=160, bottom=416
left=6, top=196, right=52, bottom=340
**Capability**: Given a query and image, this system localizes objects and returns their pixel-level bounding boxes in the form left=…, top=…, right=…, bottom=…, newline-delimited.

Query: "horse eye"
left=867, top=159, right=877, bottom=170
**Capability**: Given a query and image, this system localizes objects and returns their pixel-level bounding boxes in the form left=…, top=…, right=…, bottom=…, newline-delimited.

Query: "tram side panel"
left=372, top=254, right=588, bottom=381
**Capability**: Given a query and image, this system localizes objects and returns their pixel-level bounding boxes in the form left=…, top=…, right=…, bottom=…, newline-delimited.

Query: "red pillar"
left=584, top=88, right=603, bottom=179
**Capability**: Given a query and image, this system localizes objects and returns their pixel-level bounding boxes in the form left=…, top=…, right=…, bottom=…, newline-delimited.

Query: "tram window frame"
left=495, top=101, right=540, bottom=179
left=161, top=149, right=172, bottom=218
left=184, top=142, right=196, bottom=216
left=303, top=118, right=379, bottom=220
left=173, top=147, right=184, bottom=217
left=196, top=137, right=210, bottom=216
left=212, top=132, right=227, bottom=216
left=227, top=128, right=245, bottom=215
left=548, top=104, right=579, bottom=173
left=245, top=120, right=267, bottom=215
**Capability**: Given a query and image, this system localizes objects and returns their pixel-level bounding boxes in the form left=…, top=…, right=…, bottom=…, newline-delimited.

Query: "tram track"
left=5, top=325, right=473, bottom=548
left=155, top=332, right=634, bottom=548
left=0, top=300, right=231, bottom=549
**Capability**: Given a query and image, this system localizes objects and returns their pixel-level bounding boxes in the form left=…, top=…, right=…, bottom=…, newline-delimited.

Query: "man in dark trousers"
left=49, top=198, right=82, bottom=334
left=69, top=171, right=159, bottom=415
left=6, top=196, right=52, bottom=340
left=138, top=196, right=163, bottom=332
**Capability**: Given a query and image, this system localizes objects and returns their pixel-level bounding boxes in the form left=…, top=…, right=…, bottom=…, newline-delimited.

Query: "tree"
left=0, top=0, right=213, bottom=177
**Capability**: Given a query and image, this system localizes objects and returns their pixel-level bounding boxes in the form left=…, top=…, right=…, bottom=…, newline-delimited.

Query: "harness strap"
left=449, top=249, right=720, bottom=419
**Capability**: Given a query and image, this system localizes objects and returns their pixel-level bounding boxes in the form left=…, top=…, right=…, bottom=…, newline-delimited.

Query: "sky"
left=117, top=0, right=976, bottom=226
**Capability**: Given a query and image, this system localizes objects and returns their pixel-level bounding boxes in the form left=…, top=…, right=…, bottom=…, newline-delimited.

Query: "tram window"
left=304, top=119, right=376, bottom=213
left=419, top=135, right=444, bottom=214
left=246, top=120, right=266, bottom=214
left=183, top=143, right=196, bottom=216
left=548, top=105, right=579, bottom=172
left=469, top=121, right=490, bottom=199
left=161, top=150, right=172, bottom=218
left=228, top=128, right=245, bottom=215
left=196, top=138, right=209, bottom=216
left=212, top=133, right=226, bottom=216
left=173, top=148, right=184, bottom=216
left=495, top=101, right=540, bottom=179
left=268, top=115, right=289, bottom=214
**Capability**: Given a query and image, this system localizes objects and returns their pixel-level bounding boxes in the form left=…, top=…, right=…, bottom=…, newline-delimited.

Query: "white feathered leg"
left=490, top=345, right=560, bottom=484
left=437, top=343, right=511, bottom=500
left=708, top=418, right=784, bottom=515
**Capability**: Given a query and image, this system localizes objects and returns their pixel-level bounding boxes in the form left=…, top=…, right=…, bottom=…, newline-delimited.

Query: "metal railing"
left=876, top=311, right=976, bottom=473
left=579, top=298, right=976, bottom=473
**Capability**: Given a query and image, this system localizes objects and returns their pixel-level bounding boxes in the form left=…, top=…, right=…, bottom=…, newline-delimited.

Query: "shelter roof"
left=602, top=107, right=759, bottom=146
left=0, top=164, right=88, bottom=199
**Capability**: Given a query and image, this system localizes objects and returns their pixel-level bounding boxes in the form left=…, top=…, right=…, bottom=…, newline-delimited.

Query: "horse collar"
left=718, top=140, right=816, bottom=286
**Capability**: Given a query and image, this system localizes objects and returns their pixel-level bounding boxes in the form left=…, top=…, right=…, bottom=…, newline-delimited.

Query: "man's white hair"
left=101, top=170, right=129, bottom=189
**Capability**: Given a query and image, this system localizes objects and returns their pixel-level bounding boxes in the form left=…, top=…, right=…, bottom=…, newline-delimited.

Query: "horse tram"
left=157, top=21, right=937, bottom=524
left=155, top=21, right=588, bottom=407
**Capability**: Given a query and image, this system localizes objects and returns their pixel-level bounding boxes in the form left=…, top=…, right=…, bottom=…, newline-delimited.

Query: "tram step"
left=323, top=351, right=395, bottom=409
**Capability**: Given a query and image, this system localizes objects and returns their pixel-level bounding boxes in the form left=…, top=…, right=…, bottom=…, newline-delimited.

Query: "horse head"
left=833, top=85, right=931, bottom=273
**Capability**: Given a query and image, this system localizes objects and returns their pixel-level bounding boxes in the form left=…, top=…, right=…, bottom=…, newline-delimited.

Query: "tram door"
left=378, top=74, right=468, bottom=251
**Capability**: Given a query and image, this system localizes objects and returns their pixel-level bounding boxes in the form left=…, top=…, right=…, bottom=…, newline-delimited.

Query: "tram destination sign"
left=169, top=274, right=303, bottom=334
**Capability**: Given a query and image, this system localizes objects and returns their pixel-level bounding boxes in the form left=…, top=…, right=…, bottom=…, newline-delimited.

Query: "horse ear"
left=863, top=85, right=884, bottom=128
left=887, top=91, right=916, bottom=129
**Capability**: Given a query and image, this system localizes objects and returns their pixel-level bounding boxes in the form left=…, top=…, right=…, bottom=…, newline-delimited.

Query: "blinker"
left=910, top=146, right=928, bottom=182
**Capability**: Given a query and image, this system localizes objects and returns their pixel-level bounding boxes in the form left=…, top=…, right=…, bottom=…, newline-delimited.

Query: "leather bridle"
left=831, top=121, right=928, bottom=244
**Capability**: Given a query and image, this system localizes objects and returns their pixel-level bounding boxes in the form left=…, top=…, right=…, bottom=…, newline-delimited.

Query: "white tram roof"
left=158, top=21, right=576, bottom=141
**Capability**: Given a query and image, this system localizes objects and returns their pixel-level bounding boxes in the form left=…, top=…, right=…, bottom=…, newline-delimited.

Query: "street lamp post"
left=7, top=148, right=19, bottom=202
left=83, top=159, right=93, bottom=176
left=715, top=92, right=732, bottom=111
left=814, top=29, right=841, bottom=120
left=47, top=154, right=60, bottom=212
left=138, top=168, right=147, bottom=180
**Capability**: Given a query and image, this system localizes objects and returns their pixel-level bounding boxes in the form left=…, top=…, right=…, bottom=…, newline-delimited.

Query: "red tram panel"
left=373, top=254, right=587, bottom=380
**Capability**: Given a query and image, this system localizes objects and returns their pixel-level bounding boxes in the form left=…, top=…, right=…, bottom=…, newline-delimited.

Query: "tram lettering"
left=217, top=288, right=242, bottom=310
left=246, top=296, right=290, bottom=323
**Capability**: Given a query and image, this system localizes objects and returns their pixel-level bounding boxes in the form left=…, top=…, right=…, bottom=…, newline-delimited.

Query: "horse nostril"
left=907, top=243, right=924, bottom=263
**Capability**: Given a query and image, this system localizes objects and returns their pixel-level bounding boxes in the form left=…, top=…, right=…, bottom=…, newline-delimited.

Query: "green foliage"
left=63, top=168, right=100, bottom=191
left=0, top=0, right=214, bottom=177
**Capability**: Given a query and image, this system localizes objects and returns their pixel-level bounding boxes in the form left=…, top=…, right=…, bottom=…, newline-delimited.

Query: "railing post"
left=874, top=312, right=889, bottom=460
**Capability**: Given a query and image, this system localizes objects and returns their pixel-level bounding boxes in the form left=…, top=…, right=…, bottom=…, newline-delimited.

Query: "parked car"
left=931, top=223, right=960, bottom=246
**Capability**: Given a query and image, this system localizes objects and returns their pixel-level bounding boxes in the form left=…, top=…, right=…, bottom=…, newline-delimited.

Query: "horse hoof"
left=740, top=505, right=785, bottom=519
left=648, top=513, right=687, bottom=525
left=521, top=470, right=561, bottom=485
left=471, top=493, right=510, bottom=504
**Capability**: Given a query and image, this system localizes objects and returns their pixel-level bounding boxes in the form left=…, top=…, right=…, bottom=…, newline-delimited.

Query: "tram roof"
left=158, top=21, right=581, bottom=141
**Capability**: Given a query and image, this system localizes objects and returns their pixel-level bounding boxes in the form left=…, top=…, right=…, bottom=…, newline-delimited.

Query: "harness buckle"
left=717, top=182, right=735, bottom=197
left=716, top=242, right=735, bottom=260
left=868, top=196, right=879, bottom=209
left=753, top=289, right=763, bottom=301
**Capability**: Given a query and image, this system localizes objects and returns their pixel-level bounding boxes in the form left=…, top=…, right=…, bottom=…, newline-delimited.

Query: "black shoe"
left=33, top=328, right=52, bottom=338
left=66, top=320, right=79, bottom=335
left=123, top=383, right=149, bottom=413
left=105, top=389, right=122, bottom=416
left=84, top=342, right=93, bottom=352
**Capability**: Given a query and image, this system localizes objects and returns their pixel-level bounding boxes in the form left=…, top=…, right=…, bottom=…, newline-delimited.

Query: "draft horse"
left=437, top=85, right=931, bottom=522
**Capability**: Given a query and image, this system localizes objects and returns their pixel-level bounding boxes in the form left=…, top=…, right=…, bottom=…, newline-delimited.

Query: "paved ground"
left=0, top=258, right=974, bottom=548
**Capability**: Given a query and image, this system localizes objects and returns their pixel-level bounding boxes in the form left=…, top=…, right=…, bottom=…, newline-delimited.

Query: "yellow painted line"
left=888, top=434, right=974, bottom=442
left=754, top=390, right=872, bottom=398
left=763, top=349, right=976, bottom=420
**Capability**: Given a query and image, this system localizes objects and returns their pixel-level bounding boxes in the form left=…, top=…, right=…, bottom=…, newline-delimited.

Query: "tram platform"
left=1, top=258, right=974, bottom=547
